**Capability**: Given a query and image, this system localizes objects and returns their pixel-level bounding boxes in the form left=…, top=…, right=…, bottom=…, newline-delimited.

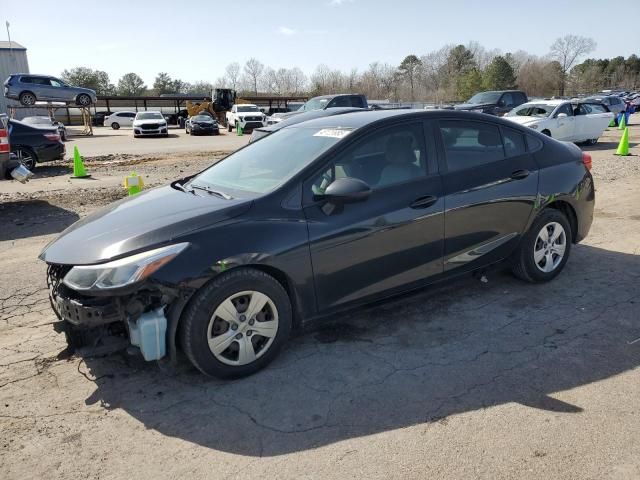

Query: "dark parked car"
left=455, top=90, right=528, bottom=116
left=250, top=107, right=364, bottom=142
left=185, top=114, right=220, bottom=135
left=21, top=116, right=67, bottom=141
left=271, top=93, right=368, bottom=123
left=92, top=111, right=113, bottom=127
left=41, top=110, right=594, bottom=379
left=8, top=119, right=65, bottom=170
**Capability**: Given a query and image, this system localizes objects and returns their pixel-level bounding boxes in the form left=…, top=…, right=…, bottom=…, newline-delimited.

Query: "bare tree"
left=549, top=35, right=596, bottom=95
left=242, top=58, right=264, bottom=95
left=225, top=62, right=241, bottom=91
left=289, top=67, right=307, bottom=94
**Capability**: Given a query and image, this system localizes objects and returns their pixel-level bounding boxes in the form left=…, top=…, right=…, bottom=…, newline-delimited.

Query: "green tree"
left=446, top=45, right=476, bottom=76
left=483, top=56, right=516, bottom=90
left=152, top=72, right=186, bottom=95
left=457, top=68, right=483, bottom=100
left=117, top=73, right=146, bottom=96
left=60, top=67, right=114, bottom=95
left=398, top=54, right=422, bottom=101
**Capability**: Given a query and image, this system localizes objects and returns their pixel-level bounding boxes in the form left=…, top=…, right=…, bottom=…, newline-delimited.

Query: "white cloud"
left=329, top=0, right=354, bottom=5
left=278, top=26, right=296, bottom=36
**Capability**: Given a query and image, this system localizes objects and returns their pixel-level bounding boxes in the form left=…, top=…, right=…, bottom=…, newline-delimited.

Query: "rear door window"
left=439, top=120, right=505, bottom=172
left=350, top=96, right=366, bottom=108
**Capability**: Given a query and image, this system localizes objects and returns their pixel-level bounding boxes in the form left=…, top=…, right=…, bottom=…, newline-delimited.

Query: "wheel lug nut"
left=247, top=330, right=253, bottom=337
left=249, top=319, right=255, bottom=325
left=239, top=315, right=246, bottom=322
left=231, top=324, right=238, bottom=331
left=235, top=333, right=243, bottom=339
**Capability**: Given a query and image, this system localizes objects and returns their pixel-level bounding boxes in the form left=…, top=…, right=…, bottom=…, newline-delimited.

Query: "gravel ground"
left=0, top=120, right=639, bottom=479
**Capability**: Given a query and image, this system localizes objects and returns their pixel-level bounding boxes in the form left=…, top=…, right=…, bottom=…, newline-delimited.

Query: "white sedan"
left=132, top=111, right=168, bottom=138
left=505, top=100, right=613, bottom=145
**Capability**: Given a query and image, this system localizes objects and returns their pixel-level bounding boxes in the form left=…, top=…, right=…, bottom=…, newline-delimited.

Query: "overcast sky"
left=3, top=0, right=639, bottom=85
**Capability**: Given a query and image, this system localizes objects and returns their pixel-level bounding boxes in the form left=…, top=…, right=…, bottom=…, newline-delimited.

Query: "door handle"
left=510, top=169, right=530, bottom=180
left=410, top=195, right=438, bottom=209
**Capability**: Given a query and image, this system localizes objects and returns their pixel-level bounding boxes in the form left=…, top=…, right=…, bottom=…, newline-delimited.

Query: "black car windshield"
left=236, top=106, right=260, bottom=112
left=190, top=127, right=350, bottom=194
left=507, top=104, right=555, bottom=118
left=467, top=92, right=502, bottom=104
left=193, top=115, right=213, bottom=121
left=136, top=112, right=164, bottom=120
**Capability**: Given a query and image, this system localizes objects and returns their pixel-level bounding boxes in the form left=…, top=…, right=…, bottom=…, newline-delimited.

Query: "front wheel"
left=227, top=122, right=232, bottom=132
left=180, top=269, right=292, bottom=378
left=512, top=209, right=572, bottom=283
left=111, top=122, right=120, bottom=130
left=76, top=94, right=92, bottom=106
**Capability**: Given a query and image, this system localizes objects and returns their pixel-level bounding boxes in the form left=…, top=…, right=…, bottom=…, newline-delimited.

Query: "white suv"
left=103, top=111, right=137, bottom=129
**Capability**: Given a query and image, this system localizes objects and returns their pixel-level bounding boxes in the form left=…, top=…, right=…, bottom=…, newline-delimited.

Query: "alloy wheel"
left=533, top=221, right=566, bottom=273
left=15, top=149, right=35, bottom=170
left=207, top=290, right=279, bottom=366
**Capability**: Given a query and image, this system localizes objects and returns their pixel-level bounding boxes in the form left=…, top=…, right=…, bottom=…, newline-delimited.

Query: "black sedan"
left=41, top=110, right=594, bottom=378
left=9, top=119, right=65, bottom=170
left=185, top=114, right=219, bottom=135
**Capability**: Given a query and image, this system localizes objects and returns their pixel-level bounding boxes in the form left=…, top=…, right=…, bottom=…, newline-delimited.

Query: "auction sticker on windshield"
left=313, top=128, right=353, bottom=139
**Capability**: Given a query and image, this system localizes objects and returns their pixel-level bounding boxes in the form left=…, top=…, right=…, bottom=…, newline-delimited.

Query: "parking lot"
left=0, top=118, right=638, bottom=479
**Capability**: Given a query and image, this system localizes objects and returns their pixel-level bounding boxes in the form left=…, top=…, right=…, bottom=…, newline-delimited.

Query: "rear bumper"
left=38, top=142, right=65, bottom=162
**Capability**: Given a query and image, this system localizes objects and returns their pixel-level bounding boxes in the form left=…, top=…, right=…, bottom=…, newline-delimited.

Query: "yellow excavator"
left=185, top=89, right=238, bottom=123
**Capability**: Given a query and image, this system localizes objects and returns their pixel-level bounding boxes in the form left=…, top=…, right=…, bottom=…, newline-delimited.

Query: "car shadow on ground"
left=29, top=163, right=73, bottom=179
left=0, top=200, right=80, bottom=241
left=81, top=244, right=640, bottom=457
left=582, top=141, right=638, bottom=151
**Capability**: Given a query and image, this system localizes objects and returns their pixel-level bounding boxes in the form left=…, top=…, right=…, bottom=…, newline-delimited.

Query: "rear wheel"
left=111, top=122, right=120, bottom=130
left=227, top=122, right=233, bottom=132
left=19, top=91, right=36, bottom=106
left=13, top=147, right=37, bottom=170
left=541, top=129, right=552, bottom=137
left=512, top=209, right=571, bottom=283
left=180, top=268, right=292, bottom=378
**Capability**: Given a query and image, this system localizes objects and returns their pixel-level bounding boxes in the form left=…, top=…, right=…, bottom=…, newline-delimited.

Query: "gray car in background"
left=585, top=95, right=626, bottom=117
left=3, top=74, right=97, bottom=106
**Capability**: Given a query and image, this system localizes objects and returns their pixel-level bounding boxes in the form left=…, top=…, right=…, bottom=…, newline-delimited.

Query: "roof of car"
left=284, top=109, right=507, bottom=130
left=521, top=99, right=567, bottom=106
left=310, top=93, right=364, bottom=100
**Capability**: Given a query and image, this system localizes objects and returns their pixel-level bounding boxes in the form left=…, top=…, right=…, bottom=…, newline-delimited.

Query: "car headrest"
left=385, top=136, right=415, bottom=164
left=477, top=128, right=501, bottom=147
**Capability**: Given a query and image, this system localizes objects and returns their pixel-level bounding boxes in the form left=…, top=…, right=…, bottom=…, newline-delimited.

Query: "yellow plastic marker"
left=123, top=172, right=145, bottom=195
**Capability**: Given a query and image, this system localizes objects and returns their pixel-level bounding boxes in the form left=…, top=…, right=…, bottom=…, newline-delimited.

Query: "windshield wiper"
left=189, top=183, right=234, bottom=200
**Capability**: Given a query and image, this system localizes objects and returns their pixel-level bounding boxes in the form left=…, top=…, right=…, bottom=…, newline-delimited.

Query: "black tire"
left=76, top=94, right=92, bottom=106
left=111, top=122, right=120, bottom=130
left=512, top=209, right=572, bottom=283
left=180, top=268, right=292, bottom=379
left=19, top=91, right=36, bottom=106
left=541, top=129, right=552, bottom=137
left=227, top=122, right=233, bottom=132
left=13, top=147, right=37, bottom=170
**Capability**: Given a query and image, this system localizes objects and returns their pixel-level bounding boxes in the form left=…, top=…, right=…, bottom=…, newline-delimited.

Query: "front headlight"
left=63, top=243, right=188, bottom=291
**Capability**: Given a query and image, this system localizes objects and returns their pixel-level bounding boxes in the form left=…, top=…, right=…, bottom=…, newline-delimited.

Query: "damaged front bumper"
left=47, top=264, right=181, bottom=361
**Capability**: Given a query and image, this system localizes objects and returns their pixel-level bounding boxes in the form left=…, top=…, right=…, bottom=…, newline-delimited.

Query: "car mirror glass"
left=315, top=177, right=372, bottom=214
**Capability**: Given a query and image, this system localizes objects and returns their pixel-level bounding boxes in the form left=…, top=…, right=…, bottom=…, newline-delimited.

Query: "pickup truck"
left=0, top=116, right=32, bottom=182
left=454, top=90, right=528, bottom=116
left=225, top=104, right=267, bottom=132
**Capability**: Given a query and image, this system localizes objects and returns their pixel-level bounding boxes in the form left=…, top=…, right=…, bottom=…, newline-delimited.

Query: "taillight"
left=44, top=132, right=60, bottom=142
left=582, top=152, right=592, bottom=171
left=0, top=129, right=9, bottom=153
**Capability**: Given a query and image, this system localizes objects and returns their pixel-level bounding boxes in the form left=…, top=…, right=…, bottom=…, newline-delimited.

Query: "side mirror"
left=557, top=112, right=568, bottom=118
left=316, top=177, right=372, bottom=204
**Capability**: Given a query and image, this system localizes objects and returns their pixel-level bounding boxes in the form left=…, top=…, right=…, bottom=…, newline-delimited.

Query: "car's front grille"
left=244, top=116, right=262, bottom=121
left=141, top=123, right=161, bottom=130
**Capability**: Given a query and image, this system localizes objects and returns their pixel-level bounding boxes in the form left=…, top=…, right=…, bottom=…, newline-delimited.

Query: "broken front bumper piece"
left=48, top=266, right=170, bottom=361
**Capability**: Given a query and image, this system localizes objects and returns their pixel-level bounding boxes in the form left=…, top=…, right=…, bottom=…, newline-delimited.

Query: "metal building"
left=0, top=41, right=29, bottom=115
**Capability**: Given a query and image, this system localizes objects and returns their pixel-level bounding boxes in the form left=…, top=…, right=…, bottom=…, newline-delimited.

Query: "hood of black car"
left=454, top=103, right=494, bottom=110
left=40, top=185, right=252, bottom=265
